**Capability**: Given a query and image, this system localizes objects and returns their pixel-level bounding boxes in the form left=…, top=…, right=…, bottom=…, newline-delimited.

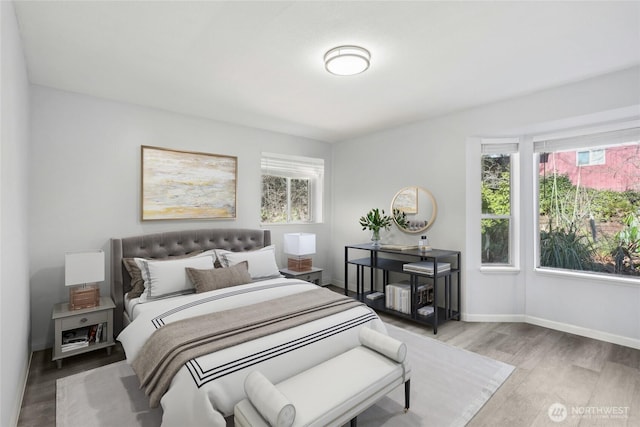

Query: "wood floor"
left=381, top=314, right=640, bottom=427
left=17, top=292, right=640, bottom=426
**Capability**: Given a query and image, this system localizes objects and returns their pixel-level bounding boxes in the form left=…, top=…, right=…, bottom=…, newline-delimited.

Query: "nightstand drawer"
left=299, top=272, right=320, bottom=282
left=60, top=310, right=108, bottom=330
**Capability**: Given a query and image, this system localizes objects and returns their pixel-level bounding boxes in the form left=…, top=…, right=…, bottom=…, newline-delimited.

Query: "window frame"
left=260, top=152, right=324, bottom=225
left=480, top=139, right=520, bottom=271
left=533, top=124, right=640, bottom=280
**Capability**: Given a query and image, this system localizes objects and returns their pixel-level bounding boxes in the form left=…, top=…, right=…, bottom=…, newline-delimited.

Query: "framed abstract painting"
left=141, top=145, right=237, bottom=220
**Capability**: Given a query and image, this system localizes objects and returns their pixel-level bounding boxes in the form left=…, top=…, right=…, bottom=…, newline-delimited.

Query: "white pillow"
left=244, top=371, right=295, bottom=427
left=215, top=245, right=282, bottom=281
left=359, top=327, right=407, bottom=363
left=135, top=254, right=215, bottom=303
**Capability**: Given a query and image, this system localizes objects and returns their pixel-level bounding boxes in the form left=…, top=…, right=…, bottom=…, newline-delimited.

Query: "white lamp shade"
left=283, top=233, right=316, bottom=256
left=65, top=250, right=105, bottom=286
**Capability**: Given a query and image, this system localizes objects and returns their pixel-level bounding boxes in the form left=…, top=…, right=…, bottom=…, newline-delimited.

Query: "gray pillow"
left=186, top=261, right=252, bottom=293
left=123, top=258, right=145, bottom=299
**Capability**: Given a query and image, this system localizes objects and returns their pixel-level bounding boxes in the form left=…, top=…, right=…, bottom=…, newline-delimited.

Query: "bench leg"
left=350, top=417, right=357, bottom=427
left=404, top=379, right=411, bottom=412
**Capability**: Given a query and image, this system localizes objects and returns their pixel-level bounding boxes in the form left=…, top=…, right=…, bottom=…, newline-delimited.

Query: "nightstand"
left=280, top=267, right=323, bottom=285
left=52, top=296, right=116, bottom=368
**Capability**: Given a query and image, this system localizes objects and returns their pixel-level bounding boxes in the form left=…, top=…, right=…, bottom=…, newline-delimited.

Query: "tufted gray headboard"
left=110, top=228, right=271, bottom=335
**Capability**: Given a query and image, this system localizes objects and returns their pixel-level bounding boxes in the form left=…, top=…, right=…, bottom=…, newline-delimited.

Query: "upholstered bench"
left=234, top=327, right=411, bottom=427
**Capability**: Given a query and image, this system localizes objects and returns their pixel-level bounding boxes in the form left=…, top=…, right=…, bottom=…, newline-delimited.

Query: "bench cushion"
left=235, top=345, right=410, bottom=427
left=282, top=346, right=407, bottom=426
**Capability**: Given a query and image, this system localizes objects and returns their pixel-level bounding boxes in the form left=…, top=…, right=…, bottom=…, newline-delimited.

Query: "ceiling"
left=12, top=1, right=640, bottom=143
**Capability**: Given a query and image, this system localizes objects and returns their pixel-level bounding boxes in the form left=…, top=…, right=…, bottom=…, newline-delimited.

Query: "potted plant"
left=359, top=208, right=393, bottom=247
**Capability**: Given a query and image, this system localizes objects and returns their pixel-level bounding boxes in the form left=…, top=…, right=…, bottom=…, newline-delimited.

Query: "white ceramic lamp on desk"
left=65, top=250, right=104, bottom=310
left=283, top=233, right=316, bottom=272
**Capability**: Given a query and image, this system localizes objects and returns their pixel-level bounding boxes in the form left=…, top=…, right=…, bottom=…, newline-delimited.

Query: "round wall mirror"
left=391, top=186, right=438, bottom=234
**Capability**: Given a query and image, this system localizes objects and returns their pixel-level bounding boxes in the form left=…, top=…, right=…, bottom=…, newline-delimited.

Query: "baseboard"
left=337, top=279, right=640, bottom=350
left=332, top=279, right=346, bottom=289
left=462, top=313, right=525, bottom=322
left=13, top=351, right=32, bottom=426
left=525, top=315, right=640, bottom=350
left=463, top=313, right=640, bottom=350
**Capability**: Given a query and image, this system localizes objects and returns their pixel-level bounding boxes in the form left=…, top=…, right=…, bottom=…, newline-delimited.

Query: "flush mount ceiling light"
left=324, top=45, right=371, bottom=76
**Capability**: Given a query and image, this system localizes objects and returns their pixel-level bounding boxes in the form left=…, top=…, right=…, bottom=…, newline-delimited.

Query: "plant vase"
left=359, top=208, right=392, bottom=249
left=371, top=229, right=381, bottom=247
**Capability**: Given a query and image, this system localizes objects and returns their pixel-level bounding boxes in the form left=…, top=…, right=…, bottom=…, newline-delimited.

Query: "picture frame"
left=141, top=145, right=237, bottom=221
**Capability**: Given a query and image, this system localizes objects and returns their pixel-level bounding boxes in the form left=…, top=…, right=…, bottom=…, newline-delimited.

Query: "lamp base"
left=288, top=257, right=312, bottom=272
left=69, top=285, right=100, bottom=310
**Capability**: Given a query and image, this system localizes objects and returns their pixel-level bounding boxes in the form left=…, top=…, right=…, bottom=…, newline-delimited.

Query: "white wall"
left=21, top=36, right=640, bottom=368
left=1, top=1, right=31, bottom=425
left=29, top=86, right=332, bottom=351
left=333, top=66, right=640, bottom=346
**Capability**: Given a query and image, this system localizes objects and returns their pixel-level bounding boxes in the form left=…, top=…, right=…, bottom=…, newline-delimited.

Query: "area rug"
left=57, top=323, right=514, bottom=427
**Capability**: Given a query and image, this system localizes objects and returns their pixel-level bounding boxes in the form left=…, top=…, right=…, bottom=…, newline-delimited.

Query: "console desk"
left=345, top=243, right=461, bottom=334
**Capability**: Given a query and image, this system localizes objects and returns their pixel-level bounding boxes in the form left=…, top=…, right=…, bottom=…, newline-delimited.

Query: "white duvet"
left=117, top=278, right=386, bottom=427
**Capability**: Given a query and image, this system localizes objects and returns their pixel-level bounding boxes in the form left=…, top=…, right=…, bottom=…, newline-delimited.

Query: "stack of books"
left=61, top=327, right=90, bottom=352
left=402, top=261, right=451, bottom=275
left=94, top=323, right=105, bottom=343
left=365, top=291, right=384, bottom=301
left=417, top=305, right=435, bottom=317
left=386, top=283, right=410, bottom=314
left=417, top=284, right=434, bottom=305
left=385, top=281, right=431, bottom=315
left=61, top=323, right=107, bottom=352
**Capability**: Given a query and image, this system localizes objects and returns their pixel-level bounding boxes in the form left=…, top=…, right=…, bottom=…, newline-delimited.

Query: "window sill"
left=259, top=222, right=324, bottom=226
left=480, top=266, right=520, bottom=274
left=534, top=267, right=640, bottom=288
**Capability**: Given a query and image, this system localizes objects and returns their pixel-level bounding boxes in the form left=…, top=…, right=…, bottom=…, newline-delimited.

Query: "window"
left=261, top=153, right=324, bottom=224
left=576, top=149, right=605, bottom=166
left=480, top=141, right=518, bottom=266
left=534, top=127, right=640, bottom=278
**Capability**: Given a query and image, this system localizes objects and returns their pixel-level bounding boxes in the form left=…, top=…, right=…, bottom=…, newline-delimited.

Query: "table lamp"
left=65, top=250, right=104, bottom=310
left=283, top=233, right=316, bottom=272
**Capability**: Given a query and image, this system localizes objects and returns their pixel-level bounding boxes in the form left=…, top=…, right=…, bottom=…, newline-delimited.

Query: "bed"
left=110, top=228, right=386, bottom=426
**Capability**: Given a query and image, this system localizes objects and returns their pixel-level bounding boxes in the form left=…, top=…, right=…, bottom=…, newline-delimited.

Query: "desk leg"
left=411, top=275, right=417, bottom=317
left=344, top=247, right=349, bottom=296
left=433, top=277, right=438, bottom=335
left=369, top=266, right=374, bottom=297
left=445, top=276, right=450, bottom=319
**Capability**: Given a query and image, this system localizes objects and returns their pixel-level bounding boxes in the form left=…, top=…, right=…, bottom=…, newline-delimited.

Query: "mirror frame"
left=391, top=186, right=438, bottom=234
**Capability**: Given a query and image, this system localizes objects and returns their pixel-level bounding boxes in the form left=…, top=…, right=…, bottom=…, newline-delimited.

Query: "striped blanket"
left=132, top=288, right=362, bottom=407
